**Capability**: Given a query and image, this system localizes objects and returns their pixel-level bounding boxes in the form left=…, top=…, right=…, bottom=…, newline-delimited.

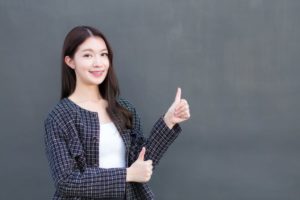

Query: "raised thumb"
left=138, top=147, right=146, bottom=161
left=174, top=87, right=181, bottom=104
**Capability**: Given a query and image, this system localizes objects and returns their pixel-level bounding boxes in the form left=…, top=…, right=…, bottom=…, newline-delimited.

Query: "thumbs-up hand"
left=126, top=147, right=153, bottom=183
left=163, top=87, right=191, bottom=129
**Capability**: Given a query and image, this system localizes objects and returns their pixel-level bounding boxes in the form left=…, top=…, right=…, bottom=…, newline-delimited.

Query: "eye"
left=83, top=54, right=92, bottom=58
left=101, top=52, right=109, bottom=57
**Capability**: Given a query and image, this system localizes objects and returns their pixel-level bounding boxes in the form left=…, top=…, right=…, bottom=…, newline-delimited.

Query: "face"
left=65, top=36, right=110, bottom=86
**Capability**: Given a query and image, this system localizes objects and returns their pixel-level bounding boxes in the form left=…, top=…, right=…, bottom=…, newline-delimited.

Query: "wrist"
left=163, top=115, right=175, bottom=129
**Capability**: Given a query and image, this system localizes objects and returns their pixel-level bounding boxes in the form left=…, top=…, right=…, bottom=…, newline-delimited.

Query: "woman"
left=44, top=25, right=190, bottom=200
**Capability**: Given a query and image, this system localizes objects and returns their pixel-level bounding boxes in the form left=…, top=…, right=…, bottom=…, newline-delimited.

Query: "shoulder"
left=44, top=98, right=77, bottom=128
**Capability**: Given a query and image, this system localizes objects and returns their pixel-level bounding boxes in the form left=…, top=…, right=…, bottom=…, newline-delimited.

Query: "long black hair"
left=61, top=25, right=132, bottom=130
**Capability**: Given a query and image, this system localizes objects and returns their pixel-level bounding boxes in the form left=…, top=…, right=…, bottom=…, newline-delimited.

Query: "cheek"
left=78, top=59, right=93, bottom=69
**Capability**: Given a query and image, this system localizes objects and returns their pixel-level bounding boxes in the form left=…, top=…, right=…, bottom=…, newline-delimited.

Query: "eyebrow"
left=81, top=48, right=108, bottom=52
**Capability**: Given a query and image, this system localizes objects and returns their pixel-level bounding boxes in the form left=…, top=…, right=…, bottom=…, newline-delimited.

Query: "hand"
left=126, top=147, right=153, bottom=183
left=164, top=87, right=191, bottom=129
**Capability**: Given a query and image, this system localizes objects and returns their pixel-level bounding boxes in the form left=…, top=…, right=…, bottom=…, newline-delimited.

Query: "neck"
left=69, top=81, right=103, bottom=103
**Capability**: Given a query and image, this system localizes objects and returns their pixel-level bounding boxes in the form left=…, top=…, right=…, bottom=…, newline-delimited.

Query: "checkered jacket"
left=44, top=97, right=182, bottom=200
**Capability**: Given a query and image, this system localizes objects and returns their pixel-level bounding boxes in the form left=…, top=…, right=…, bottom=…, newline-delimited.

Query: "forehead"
left=77, top=36, right=108, bottom=52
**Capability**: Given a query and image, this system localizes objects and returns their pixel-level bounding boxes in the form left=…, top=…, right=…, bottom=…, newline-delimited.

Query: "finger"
left=175, top=102, right=189, bottom=113
left=180, top=99, right=188, bottom=105
left=175, top=105, right=189, bottom=116
left=174, top=87, right=181, bottom=104
left=175, top=110, right=190, bottom=119
left=176, top=108, right=190, bottom=116
left=138, top=147, right=146, bottom=161
left=147, top=160, right=153, bottom=165
left=175, top=99, right=188, bottom=110
left=176, top=111, right=191, bottom=120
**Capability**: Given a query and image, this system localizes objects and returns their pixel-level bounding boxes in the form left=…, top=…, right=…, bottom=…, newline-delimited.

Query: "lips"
left=89, top=70, right=105, bottom=77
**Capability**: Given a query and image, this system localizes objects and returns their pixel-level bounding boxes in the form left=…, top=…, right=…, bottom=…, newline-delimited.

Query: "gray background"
left=0, top=0, right=299, bottom=199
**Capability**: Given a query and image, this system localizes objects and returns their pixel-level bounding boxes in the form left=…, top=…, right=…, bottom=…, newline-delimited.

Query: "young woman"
left=44, top=25, right=190, bottom=200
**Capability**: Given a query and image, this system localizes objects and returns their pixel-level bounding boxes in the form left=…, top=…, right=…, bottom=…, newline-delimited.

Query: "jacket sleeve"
left=129, top=104, right=182, bottom=167
left=44, top=116, right=126, bottom=199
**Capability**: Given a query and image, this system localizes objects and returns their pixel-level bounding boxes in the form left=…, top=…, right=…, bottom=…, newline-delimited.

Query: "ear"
left=64, top=56, right=75, bottom=69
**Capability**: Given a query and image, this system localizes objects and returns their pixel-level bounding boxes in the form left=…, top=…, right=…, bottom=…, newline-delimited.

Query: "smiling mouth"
left=89, top=70, right=105, bottom=77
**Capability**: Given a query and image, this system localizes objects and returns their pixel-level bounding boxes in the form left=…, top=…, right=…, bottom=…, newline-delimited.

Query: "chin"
left=83, top=78, right=104, bottom=86
left=96, top=78, right=107, bottom=85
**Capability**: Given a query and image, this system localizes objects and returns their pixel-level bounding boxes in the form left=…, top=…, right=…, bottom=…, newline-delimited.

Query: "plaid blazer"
left=44, top=97, right=182, bottom=200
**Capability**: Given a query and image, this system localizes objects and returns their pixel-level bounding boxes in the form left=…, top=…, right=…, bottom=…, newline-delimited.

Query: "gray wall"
left=0, top=0, right=299, bottom=199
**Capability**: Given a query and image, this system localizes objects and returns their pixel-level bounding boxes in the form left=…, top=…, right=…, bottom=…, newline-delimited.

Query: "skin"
left=65, top=36, right=191, bottom=183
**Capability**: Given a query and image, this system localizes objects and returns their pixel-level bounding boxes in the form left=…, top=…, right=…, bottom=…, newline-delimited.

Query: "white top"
left=99, top=122, right=126, bottom=168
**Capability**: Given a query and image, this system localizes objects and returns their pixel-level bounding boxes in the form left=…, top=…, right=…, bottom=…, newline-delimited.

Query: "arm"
left=118, top=97, right=182, bottom=167
left=44, top=117, right=126, bottom=198
left=131, top=108, right=182, bottom=167
left=126, top=88, right=190, bottom=168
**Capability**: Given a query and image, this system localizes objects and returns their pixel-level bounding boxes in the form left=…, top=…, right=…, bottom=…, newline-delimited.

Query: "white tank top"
left=99, top=122, right=126, bottom=168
